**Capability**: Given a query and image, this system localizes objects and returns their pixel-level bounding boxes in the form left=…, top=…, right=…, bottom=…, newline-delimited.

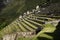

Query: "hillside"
left=0, top=0, right=60, bottom=40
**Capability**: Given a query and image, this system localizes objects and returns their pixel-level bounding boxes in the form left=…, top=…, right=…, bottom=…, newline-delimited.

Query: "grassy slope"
left=0, top=0, right=45, bottom=30
left=0, top=0, right=26, bottom=30
left=0, top=0, right=60, bottom=40
left=34, top=24, right=56, bottom=39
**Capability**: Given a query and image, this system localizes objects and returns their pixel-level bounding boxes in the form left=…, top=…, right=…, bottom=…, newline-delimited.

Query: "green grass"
left=0, top=0, right=60, bottom=40
left=0, top=12, right=59, bottom=40
left=17, top=37, right=34, bottom=40
left=33, top=23, right=56, bottom=40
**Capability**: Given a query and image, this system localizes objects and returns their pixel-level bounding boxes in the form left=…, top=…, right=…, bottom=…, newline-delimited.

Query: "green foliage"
left=0, top=0, right=60, bottom=40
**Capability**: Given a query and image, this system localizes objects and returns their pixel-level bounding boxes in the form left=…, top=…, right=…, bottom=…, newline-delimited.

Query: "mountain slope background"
left=0, top=0, right=60, bottom=40
left=0, top=0, right=60, bottom=30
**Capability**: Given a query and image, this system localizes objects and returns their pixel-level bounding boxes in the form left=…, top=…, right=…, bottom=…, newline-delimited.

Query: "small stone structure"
left=17, top=31, right=35, bottom=37
left=3, top=33, right=16, bottom=40
left=45, top=20, right=60, bottom=26
left=3, top=31, right=35, bottom=40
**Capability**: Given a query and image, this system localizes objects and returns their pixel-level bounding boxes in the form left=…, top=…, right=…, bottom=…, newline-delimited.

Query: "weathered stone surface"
left=3, top=34, right=16, bottom=40
left=3, top=31, right=35, bottom=40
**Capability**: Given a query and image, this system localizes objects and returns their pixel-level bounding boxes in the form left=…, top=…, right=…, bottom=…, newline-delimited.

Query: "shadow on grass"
left=37, top=37, right=51, bottom=40
left=37, top=22, right=60, bottom=40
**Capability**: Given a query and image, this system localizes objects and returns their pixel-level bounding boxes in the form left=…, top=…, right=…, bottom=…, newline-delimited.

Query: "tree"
left=0, top=0, right=5, bottom=11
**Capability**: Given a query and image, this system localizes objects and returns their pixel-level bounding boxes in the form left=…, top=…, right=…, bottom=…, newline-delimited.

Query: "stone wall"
left=3, top=31, right=35, bottom=40
left=3, top=33, right=16, bottom=40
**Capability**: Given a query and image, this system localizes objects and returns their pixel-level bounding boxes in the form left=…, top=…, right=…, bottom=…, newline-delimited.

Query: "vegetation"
left=0, top=0, right=60, bottom=40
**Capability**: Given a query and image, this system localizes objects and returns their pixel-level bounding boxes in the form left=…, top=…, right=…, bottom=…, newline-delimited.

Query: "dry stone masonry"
left=3, top=31, right=35, bottom=40
left=3, top=34, right=16, bottom=40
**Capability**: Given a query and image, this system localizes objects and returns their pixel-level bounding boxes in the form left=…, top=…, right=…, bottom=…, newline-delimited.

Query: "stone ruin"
left=3, top=33, right=16, bottom=40
left=3, top=31, right=35, bottom=40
